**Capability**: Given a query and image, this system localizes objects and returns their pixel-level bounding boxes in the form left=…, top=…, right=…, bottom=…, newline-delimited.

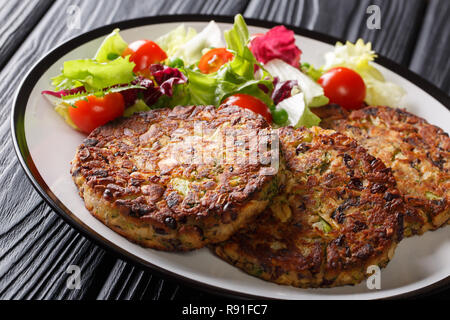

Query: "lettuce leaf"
left=275, top=93, right=321, bottom=128
left=156, top=24, right=197, bottom=58
left=52, top=56, right=135, bottom=91
left=51, top=29, right=134, bottom=92
left=171, top=21, right=224, bottom=65
left=94, top=28, right=128, bottom=62
left=301, top=63, right=323, bottom=82
left=43, top=84, right=145, bottom=108
left=322, top=39, right=405, bottom=107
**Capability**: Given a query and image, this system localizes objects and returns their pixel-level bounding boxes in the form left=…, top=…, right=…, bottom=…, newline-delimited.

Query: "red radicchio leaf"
left=125, top=66, right=187, bottom=106
left=272, top=77, right=298, bottom=105
left=149, top=64, right=187, bottom=96
left=250, top=26, right=302, bottom=67
left=128, top=77, right=161, bottom=107
left=41, top=86, right=86, bottom=98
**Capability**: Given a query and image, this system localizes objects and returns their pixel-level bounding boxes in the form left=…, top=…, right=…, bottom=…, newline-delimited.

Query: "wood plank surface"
left=410, top=0, right=450, bottom=95
left=0, top=0, right=246, bottom=300
left=0, top=0, right=54, bottom=70
left=244, top=0, right=426, bottom=66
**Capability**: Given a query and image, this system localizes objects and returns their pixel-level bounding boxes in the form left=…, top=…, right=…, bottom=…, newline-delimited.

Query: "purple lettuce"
left=149, top=64, right=187, bottom=96
left=271, top=77, right=298, bottom=105
left=123, top=65, right=187, bottom=107
left=41, top=86, right=86, bottom=98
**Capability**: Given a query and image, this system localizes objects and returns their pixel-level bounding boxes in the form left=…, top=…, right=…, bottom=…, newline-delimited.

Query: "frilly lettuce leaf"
left=323, top=39, right=405, bottom=107
left=170, top=21, right=224, bottom=65
left=156, top=24, right=197, bottom=58
left=94, top=28, right=128, bottom=62
left=52, top=56, right=135, bottom=91
left=52, top=29, right=134, bottom=91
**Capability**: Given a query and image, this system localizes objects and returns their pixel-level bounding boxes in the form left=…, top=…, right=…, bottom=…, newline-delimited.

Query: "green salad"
left=42, top=14, right=405, bottom=134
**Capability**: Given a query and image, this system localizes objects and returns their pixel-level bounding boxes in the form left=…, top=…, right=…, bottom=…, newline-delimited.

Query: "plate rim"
left=10, top=14, right=450, bottom=300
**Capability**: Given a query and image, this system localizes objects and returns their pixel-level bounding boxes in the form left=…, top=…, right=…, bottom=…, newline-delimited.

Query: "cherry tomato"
left=70, top=93, right=125, bottom=134
left=198, top=48, right=234, bottom=74
left=222, top=94, right=272, bottom=123
left=318, top=67, right=366, bottom=110
left=122, top=40, right=167, bottom=73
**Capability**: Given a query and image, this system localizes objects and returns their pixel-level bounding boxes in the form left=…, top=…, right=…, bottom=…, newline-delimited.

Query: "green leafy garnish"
left=301, top=63, right=323, bottom=82
left=156, top=24, right=197, bottom=59
left=174, top=14, right=274, bottom=108
left=94, top=28, right=128, bottom=63
left=52, top=56, right=135, bottom=91
left=59, top=84, right=145, bottom=106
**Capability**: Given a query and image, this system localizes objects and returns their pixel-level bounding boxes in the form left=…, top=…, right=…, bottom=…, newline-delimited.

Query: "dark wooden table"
left=1, top=0, right=449, bottom=300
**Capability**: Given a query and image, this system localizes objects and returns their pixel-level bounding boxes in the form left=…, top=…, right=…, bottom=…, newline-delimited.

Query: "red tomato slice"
left=122, top=40, right=168, bottom=73
left=222, top=94, right=272, bottom=123
left=318, top=67, right=366, bottom=110
left=70, top=93, right=125, bottom=134
left=198, top=48, right=234, bottom=74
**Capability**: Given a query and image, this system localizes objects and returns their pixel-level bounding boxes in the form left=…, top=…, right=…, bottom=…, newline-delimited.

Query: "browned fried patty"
left=214, top=126, right=404, bottom=288
left=71, top=105, right=280, bottom=251
left=323, top=106, right=450, bottom=236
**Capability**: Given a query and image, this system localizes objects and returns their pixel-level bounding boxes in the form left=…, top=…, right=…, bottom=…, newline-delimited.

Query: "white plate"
left=11, top=16, right=450, bottom=299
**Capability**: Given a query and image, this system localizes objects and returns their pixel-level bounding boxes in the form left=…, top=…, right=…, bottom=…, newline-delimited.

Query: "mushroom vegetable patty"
left=71, top=105, right=280, bottom=251
left=325, top=106, right=449, bottom=236
left=214, top=127, right=405, bottom=288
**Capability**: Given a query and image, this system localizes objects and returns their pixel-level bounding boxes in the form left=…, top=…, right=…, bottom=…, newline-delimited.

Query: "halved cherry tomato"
left=122, top=40, right=167, bottom=73
left=198, top=48, right=234, bottom=74
left=70, top=93, right=125, bottom=134
left=222, top=94, right=272, bottom=123
left=318, top=67, right=366, bottom=110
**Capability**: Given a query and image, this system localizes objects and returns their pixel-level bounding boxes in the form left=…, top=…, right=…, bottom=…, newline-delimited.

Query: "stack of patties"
left=317, top=105, right=450, bottom=236
left=72, top=103, right=447, bottom=289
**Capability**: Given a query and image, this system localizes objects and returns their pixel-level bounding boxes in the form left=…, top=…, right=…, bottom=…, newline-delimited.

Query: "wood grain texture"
left=0, top=0, right=246, bottom=300
left=0, top=0, right=54, bottom=71
left=410, top=0, right=450, bottom=95
left=244, top=0, right=426, bottom=66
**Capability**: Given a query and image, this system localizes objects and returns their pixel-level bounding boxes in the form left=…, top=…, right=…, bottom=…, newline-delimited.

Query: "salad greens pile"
left=43, top=14, right=405, bottom=133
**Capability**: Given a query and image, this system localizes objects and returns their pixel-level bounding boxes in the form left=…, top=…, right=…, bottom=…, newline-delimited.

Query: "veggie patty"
left=214, top=127, right=405, bottom=288
left=324, top=106, right=449, bottom=236
left=71, top=105, right=280, bottom=251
